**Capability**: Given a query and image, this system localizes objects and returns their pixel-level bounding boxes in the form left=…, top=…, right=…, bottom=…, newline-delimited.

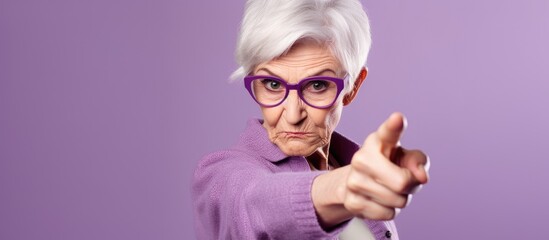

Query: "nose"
left=283, top=90, right=306, bottom=125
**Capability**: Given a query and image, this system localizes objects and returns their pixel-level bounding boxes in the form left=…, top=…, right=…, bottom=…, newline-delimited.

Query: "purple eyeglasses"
left=244, top=75, right=346, bottom=109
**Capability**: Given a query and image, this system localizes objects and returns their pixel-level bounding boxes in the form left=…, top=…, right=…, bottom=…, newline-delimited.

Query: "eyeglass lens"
left=251, top=78, right=338, bottom=108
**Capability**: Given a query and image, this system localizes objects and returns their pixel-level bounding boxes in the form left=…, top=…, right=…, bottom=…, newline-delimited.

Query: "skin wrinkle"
left=254, top=43, right=346, bottom=168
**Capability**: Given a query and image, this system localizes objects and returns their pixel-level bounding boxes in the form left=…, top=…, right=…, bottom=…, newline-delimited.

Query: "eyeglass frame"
left=244, top=74, right=347, bottom=109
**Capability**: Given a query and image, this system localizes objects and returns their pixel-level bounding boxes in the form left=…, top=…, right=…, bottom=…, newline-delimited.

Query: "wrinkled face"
left=253, top=43, right=345, bottom=157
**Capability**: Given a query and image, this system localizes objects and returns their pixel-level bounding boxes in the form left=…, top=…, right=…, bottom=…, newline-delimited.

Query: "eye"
left=307, top=80, right=329, bottom=92
left=261, top=79, right=283, bottom=91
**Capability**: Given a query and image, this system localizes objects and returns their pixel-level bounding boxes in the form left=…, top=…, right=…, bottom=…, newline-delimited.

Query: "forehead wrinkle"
left=276, top=53, right=337, bottom=65
left=254, top=44, right=343, bottom=79
left=264, top=57, right=340, bottom=75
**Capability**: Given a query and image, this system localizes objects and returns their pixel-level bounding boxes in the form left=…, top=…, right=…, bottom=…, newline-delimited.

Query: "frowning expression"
left=253, top=43, right=346, bottom=157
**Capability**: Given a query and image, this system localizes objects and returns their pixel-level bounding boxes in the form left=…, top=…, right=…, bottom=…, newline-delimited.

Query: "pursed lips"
left=281, top=131, right=312, bottom=138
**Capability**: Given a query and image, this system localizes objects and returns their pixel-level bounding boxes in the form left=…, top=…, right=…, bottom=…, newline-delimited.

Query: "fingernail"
left=418, top=165, right=430, bottom=182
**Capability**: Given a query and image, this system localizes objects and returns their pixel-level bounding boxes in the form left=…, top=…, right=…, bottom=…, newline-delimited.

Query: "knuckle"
left=350, top=154, right=371, bottom=172
left=351, top=151, right=382, bottom=172
left=369, top=208, right=395, bottom=221
left=350, top=155, right=365, bottom=169
left=344, top=194, right=364, bottom=214
left=382, top=208, right=396, bottom=220
left=346, top=176, right=362, bottom=192
left=395, top=194, right=408, bottom=209
left=393, top=174, right=412, bottom=193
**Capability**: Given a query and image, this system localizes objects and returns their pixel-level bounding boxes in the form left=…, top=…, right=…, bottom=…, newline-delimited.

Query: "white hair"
left=231, top=0, right=372, bottom=93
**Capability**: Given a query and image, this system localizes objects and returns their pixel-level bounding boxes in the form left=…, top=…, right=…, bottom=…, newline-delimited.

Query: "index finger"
left=376, top=112, right=407, bottom=148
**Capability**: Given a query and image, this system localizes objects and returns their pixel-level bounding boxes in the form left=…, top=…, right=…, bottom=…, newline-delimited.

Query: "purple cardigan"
left=192, top=119, right=398, bottom=239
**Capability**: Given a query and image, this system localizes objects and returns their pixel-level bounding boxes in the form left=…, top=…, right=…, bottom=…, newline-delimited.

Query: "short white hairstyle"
left=231, top=0, right=372, bottom=93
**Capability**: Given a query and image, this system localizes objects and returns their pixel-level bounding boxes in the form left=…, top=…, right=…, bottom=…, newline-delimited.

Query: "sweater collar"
left=237, top=118, right=287, bottom=162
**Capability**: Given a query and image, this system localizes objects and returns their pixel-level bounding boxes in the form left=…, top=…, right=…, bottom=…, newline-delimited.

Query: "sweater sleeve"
left=192, top=151, right=348, bottom=239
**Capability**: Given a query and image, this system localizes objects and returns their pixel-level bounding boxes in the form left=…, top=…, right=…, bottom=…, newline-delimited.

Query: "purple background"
left=1, top=0, right=548, bottom=239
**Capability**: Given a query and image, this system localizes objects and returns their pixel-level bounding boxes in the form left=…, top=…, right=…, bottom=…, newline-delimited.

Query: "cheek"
left=260, top=107, right=282, bottom=126
left=326, top=105, right=343, bottom=131
left=309, top=104, right=343, bottom=131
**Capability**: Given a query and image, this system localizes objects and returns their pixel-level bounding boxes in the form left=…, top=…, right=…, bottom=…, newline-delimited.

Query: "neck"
left=306, top=144, right=331, bottom=170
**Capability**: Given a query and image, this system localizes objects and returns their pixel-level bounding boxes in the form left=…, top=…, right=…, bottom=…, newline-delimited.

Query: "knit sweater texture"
left=192, top=119, right=398, bottom=239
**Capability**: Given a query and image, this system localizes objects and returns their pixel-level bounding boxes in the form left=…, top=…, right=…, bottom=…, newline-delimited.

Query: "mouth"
left=282, top=131, right=311, bottom=138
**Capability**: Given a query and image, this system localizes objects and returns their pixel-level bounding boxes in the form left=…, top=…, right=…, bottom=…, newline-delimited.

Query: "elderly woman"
left=192, top=0, right=430, bottom=239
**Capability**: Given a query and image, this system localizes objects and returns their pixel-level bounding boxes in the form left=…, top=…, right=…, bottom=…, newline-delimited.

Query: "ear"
left=343, top=67, right=367, bottom=106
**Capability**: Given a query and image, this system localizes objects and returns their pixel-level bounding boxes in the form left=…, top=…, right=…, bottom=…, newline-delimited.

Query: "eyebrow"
left=256, top=68, right=338, bottom=79
left=256, top=68, right=282, bottom=79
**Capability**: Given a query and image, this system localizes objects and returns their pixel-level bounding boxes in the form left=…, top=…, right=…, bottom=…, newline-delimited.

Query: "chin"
left=278, top=142, right=317, bottom=157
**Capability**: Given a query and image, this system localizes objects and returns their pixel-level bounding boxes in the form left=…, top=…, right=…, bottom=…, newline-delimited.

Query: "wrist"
left=312, top=166, right=353, bottom=229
